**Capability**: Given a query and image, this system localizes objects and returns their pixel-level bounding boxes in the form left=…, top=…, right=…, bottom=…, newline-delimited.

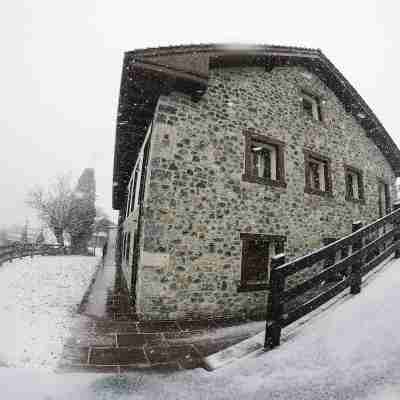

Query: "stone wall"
left=131, top=66, right=396, bottom=320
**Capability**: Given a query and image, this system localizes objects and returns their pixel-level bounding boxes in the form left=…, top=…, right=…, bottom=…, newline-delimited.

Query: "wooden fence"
left=0, top=243, right=67, bottom=266
left=264, top=202, right=400, bottom=349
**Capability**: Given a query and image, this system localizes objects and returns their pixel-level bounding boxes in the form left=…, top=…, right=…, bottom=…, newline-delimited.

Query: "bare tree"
left=26, top=174, right=75, bottom=246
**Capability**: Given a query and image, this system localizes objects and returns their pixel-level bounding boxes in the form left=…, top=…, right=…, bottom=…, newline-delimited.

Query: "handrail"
left=275, top=207, right=400, bottom=277
left=0, top=243, right=67, bottom=266
left=280, top=226, right=397, bottom=303
left=264, top=202, right=400, bottom=349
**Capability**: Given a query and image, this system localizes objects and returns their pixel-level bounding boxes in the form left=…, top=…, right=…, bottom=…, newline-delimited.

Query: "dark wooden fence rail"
left=0, top=243, right=67, bottom=266
left=264, top=202, right=400, bottom=349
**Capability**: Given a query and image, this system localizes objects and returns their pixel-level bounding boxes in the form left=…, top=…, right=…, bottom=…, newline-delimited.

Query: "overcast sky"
left=1, top=0, right=399, bottom=228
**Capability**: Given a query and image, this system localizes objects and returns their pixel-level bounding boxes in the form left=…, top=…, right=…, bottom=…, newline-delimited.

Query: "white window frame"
left=348, top=171, right=360, bottom=199
left=302, top=92, right=320, bottom=121
left=309, top=157, right=326, bottom=192
left=345, top=165, right=364, bottom=203
left=251, top=142, right=277, bottom=181
left=125, top=122, right=153, bottom=218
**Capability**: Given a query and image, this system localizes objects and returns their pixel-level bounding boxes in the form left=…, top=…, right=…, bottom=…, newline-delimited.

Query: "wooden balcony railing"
left=264, top=202, right=400, bottom=349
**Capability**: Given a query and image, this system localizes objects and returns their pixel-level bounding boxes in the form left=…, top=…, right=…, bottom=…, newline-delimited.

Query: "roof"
left=113, top=43, right=400, bottom=210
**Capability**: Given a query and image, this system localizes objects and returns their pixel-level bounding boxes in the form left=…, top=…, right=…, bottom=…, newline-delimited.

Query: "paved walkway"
left=82, top=228, right=129, bottom=319
left=58, top=230, right=265, bottom=373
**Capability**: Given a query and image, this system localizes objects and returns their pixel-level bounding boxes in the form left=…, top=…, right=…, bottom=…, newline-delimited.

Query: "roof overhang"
left=113, top=43, right=400, bottom=210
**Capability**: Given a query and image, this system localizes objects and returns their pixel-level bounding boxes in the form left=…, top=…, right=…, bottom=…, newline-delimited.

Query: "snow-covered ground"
left=1, top=257, right=400, bottom=399
left=0, top=255, right=99, bottom=370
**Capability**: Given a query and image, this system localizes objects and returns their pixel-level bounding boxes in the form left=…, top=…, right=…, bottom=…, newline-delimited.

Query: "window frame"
left=378, top=178, right=391, bottom=218
left=125, top=123, right=152, bottom=218
left=238, top=233, right=286, bottom=292
left=126, top=232, right=131, bottom=263
left=304, top=149, right=333, bottom=197
left=344, top=165, right=365, bottom=204
left=301, top=90, right=322, bottom=122
left=242, top=130, right=286, bottom=188
left=122, top=232, right=127, bottom=261
left=125, top=181, right=133, bottom=219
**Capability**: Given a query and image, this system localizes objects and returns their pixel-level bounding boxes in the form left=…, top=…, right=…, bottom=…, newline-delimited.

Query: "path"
left=83, top=228, right=123, bottom=319
left=58, top=229, right=265, bottom=373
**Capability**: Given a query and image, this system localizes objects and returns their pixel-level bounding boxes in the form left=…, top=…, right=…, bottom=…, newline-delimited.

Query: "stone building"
left=112, top=44, right=400, bottom=321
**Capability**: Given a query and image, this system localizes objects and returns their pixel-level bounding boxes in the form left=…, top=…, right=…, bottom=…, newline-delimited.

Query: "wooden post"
left=322, top=237, right=341, bottom=282
left=393, top=202, right=400, bottom=259
left=351, top=221, right=363, bottom=295
left=264, top=253, right=286, bottom=349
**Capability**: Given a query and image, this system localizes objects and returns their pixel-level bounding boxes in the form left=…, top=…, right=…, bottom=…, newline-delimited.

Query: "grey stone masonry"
left=128, top=66, right=395, bottom=321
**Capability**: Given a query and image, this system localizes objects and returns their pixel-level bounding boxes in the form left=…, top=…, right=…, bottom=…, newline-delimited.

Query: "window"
left=125, top=181, right=133, bottom=219
left=130, top=170, right=138, bottom=213
left=239, top=233, right=286, bottom=291
left=378, top=179, right=391, bottom=218
left=122, top=232, right=127, bottom=260
left=344, top=165, right=364, bottom=203
left=125, top=133, right=150, bottom=218
left=302, top=91, right=321, bottom=121
left=304, top=150, right=332, bottom=196
left=242, top=131, right=286, bottom=188
left=124, top=122, right=153, bottom=220
left=126, top=233, right=131, bottom=262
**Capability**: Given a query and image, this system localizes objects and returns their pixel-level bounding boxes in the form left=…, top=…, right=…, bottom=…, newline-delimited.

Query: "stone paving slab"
left=116, top=333, right=166, bottom=347
left=58, top=232, right=265, bottom=373
left=163, top=330, right=209, bottom=342
left=90, top=347, right=149, bottom=366
left=136, top=320, right=181, bottom=333
left=92, top=320, right=139, bottom=334
left=177, top=319, right=218, bottom=331
left=59, top=318, right=265, bottom=373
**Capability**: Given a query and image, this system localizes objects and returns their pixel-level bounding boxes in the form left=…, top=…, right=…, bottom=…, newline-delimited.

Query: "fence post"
left=322, top=237, right=341, bottom=282
left=264, top=253, right=286, bottom=350
left=351, top=221, right=363, bottom=295
left=393, top=202, right=400, bottom=259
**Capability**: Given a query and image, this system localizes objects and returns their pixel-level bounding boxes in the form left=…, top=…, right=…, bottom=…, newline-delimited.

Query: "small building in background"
left=89, top=231, right=108, bottom=249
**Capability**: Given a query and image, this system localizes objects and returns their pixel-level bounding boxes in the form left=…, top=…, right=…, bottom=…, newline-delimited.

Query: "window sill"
left=304, top=187, right=333, bottom=198
left=303, top=115, right=326, bottom=125
left=237, top=283, right=269, bottom=292
left=242, top=174, right=287, bottom=188
left=300, top=110, right=327, bottom=127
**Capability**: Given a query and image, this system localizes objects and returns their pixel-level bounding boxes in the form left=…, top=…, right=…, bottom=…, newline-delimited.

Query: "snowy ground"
left=0, top=255, right=100, bottom=370
left=1, top=257, right=400, bottom=399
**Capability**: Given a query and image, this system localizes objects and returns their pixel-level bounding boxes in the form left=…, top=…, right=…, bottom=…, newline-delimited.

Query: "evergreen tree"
left=35, top=230, right=45, bottom=245
left=20, top=221, right=29, bottom=244
left=68, top=168, right=96, bottom=254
